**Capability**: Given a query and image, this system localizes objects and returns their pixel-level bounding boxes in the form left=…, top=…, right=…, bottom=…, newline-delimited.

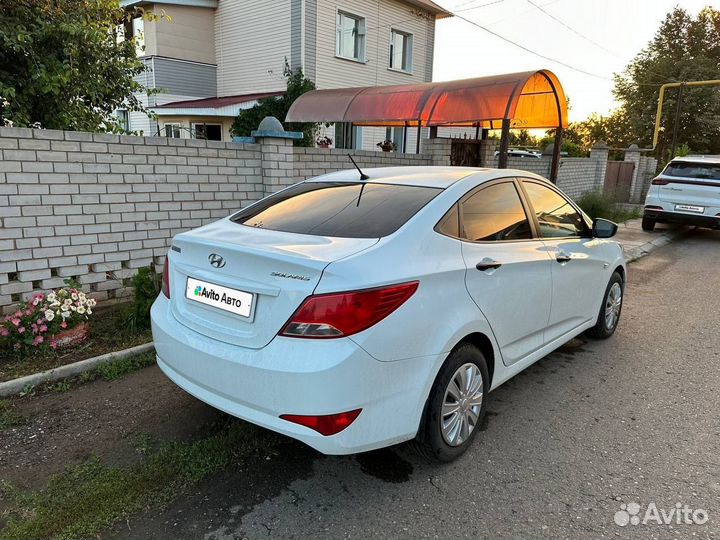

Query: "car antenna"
left=347, top=154, right=369, bottom=181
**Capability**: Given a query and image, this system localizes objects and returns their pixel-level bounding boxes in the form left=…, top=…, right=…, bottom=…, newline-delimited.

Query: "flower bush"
left=0, top=286, right=97, bottom=351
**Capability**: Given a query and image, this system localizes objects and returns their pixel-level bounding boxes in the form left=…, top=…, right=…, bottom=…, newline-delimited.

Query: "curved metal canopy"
left=286, top=70, right=567, bottom=130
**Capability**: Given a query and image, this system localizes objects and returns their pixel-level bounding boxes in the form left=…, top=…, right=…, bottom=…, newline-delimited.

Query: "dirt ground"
left=0, top=365, right=220, bottom=492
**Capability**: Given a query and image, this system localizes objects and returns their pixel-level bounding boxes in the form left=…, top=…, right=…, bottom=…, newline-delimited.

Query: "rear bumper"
left=150, top=295, right=441, bottom=454
left=643, top=208, right=720, bottom=228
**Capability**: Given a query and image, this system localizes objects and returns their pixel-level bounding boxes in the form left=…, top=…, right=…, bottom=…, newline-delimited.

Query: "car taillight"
left=651, top=177, right=669, bottom=185
left=280, top=409, right=362, bottom=436
left=161, top=255, right=170, bottom=298
left=280, top=281, right=419, bottom=338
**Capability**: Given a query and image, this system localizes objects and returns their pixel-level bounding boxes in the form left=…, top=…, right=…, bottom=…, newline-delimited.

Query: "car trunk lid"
left=168, top=219, right=378, bottom=349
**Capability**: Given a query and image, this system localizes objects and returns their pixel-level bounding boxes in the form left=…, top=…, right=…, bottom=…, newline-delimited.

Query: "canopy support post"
left=416, top=121, right=421, bottom=154
left=549, top=127, right=563, bottom=183
left=402, top=123, right=408, bottom=153
left=498, top=118, right=511, bottom=169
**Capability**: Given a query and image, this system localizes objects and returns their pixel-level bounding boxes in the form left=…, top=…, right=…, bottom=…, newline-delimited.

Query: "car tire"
left=586, top=272, right=624, bottom=339
left=641, top=217, right=656, bottom=231
left=415, top=344, right=489, bottom=463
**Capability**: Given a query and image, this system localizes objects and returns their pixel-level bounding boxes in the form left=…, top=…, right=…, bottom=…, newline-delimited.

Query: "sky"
left=432, top=0, right=715, bottom=123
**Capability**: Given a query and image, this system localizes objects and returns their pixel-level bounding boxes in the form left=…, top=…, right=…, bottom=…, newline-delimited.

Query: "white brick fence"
left=0, top=127, right=655, bottom=312
left=0, top=127, right=431, bottom=312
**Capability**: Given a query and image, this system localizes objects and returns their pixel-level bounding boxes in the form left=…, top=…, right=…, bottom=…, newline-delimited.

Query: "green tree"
left=562, top=110, right=636, bottom=152
left=231, top=63, right=319, bottom=147
left=0, top=0, right=162, bottom=132
left=613, top=6, right=720, bottom=159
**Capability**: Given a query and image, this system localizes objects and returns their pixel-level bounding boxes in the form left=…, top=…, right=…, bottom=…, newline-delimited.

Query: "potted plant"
left=0, top=281, right=97, bottom=352
left=316, top=135, right=333, bottom=149
left=377, top=140, right=397, bottom=152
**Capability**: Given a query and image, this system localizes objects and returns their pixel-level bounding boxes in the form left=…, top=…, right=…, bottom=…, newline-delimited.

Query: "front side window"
left=460, top=182, right=533, bottom=242
left=231, top=182, right=441, bottom=238
left=521, top=181, right=585, bottom=238
left=390, top=30, right=413, bottom=72
left=337, top=11, right=366, bottom=61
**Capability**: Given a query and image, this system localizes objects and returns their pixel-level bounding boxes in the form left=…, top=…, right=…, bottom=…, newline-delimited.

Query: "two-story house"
left=119, top=0, right=450, bottom=152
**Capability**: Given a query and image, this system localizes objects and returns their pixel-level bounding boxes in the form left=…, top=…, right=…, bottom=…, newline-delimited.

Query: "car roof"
left=306, top=166, right=543, bottom=189
left=670, top=155, right=720, bottom=164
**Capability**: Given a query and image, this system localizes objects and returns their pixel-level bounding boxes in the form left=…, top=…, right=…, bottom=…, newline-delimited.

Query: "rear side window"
left=460, top=182, right=533, bottom=241
left=664, top=162, right=720, bottom=180
left=231, top=182, right=441, bottom=238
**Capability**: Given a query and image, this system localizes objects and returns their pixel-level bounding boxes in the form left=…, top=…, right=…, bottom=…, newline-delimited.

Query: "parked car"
left=642, top=155, right=720, bottom=231
left=151, top=167, right=625, bottom=462
left=494, top=149, right=542, bottom=158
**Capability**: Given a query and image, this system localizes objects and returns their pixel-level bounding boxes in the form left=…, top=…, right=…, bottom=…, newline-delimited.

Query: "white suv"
left=642, top=156, right=720, bottom=231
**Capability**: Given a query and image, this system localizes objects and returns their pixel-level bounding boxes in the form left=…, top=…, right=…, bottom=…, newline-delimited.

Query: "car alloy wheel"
left=440, top=362, right=484, bottom=446
left=605, top=282, right=622, bottom=330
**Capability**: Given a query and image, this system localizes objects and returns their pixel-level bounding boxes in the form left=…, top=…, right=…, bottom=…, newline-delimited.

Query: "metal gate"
left=451, top=139, right=483, bottom=167
left=604, top=161, right=634, bottom=202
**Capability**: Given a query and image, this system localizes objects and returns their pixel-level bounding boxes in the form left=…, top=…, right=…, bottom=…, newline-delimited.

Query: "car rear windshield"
left=663, top=162, right=720, bottom=180
left=230, top=181, right=442, bottom=238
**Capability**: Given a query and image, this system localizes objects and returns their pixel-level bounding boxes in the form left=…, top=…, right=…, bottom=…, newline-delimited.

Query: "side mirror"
left=592, top=218, right=618, bottom=238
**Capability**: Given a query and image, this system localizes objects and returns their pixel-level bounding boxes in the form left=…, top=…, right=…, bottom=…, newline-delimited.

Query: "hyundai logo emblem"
left=208, top=254, right=226, bottom=268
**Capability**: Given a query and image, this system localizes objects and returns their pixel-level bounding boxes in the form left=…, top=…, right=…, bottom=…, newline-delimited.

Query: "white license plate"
left=186, top=277, right=253, bottom=318
left=675, top=204, right=704, bottom=213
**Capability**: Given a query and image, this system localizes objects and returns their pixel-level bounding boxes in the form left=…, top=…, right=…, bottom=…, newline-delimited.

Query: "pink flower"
left=11, top=318, right=20, bottom=327
left=60, top=321, right=67, bottom=329
left=32, top=335, right=43, bottom=346
left=14, top=311, right=22, bottom=318
left=36, top=318, right=43, bottom=325
left=0, top=327, right=8, bottom=337
left=25, top=308, right=33, bottom=316
left=17, top=327, right=25, bottom=334
left=31, top=323, right=38, bottom=333
left=40, top=325, right=47, bottom=332
left=50, top=339, right=58, bottom=349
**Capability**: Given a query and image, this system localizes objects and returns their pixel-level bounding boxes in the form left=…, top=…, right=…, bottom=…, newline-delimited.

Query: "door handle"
left=476, top=258, right=502, bottom=272
left=556, top=251, right=572, bottom=263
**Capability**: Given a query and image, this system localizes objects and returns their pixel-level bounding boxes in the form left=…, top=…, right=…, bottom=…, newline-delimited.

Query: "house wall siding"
left=143, top=4, right=217, bottom=65
left=152, top=58, right=217, bottom=100
left=215, top=0, right=292, bottom=96
left=314, top=0, right=436, bottom=89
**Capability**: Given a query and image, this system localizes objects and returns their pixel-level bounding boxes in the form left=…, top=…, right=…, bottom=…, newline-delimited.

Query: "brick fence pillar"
left=624, top=143, right=642, bottom=203
left=249, top=117, right=302, bottom=196
left=590, top=140, right=609, bottom=192
left=421, top=137, right=452, bottom=166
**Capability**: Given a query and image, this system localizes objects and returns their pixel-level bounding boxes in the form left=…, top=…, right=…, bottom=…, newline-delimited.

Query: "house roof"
left=155, top=91, right=284, bottom=109
left=286, top=70, right=568, bottom=130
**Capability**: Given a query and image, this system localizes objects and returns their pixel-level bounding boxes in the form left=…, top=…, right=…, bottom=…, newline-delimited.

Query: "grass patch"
left=577, top=191, right=641, bottom=223
left=94, top=351, right=156, bottom=381
left=0, top=419, right=279, bottom=540
left=0, top=400, right=27, bottom=430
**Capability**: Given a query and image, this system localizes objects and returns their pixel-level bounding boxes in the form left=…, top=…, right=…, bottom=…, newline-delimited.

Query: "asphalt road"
left=118, top=228, right=720, bottom=540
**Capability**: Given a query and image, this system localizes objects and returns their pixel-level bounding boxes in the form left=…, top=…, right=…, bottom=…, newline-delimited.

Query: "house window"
left=132, top=16, right=145, bottom=57
left=116, top=109, right=129, bottom=133
left=389, top=30, right=412, bottom=72
left=193, top=123, right=222, bottom=141
left=385, top=127, right=405, bottom=152
left=336, top=11, right=366, bottom=61
left=164, top=123, right=181, bottom=138
left=335, top=123, right=363, bottom=150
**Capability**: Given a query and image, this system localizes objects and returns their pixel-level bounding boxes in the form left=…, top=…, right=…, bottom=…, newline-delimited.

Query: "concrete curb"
left=0, top=342, right=154, bottom=398
left=622, top=228, right=686, bottom=263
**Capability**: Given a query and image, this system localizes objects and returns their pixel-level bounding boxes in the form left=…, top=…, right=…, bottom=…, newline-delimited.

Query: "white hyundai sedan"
left=151, top=167, right=625, bottom=462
